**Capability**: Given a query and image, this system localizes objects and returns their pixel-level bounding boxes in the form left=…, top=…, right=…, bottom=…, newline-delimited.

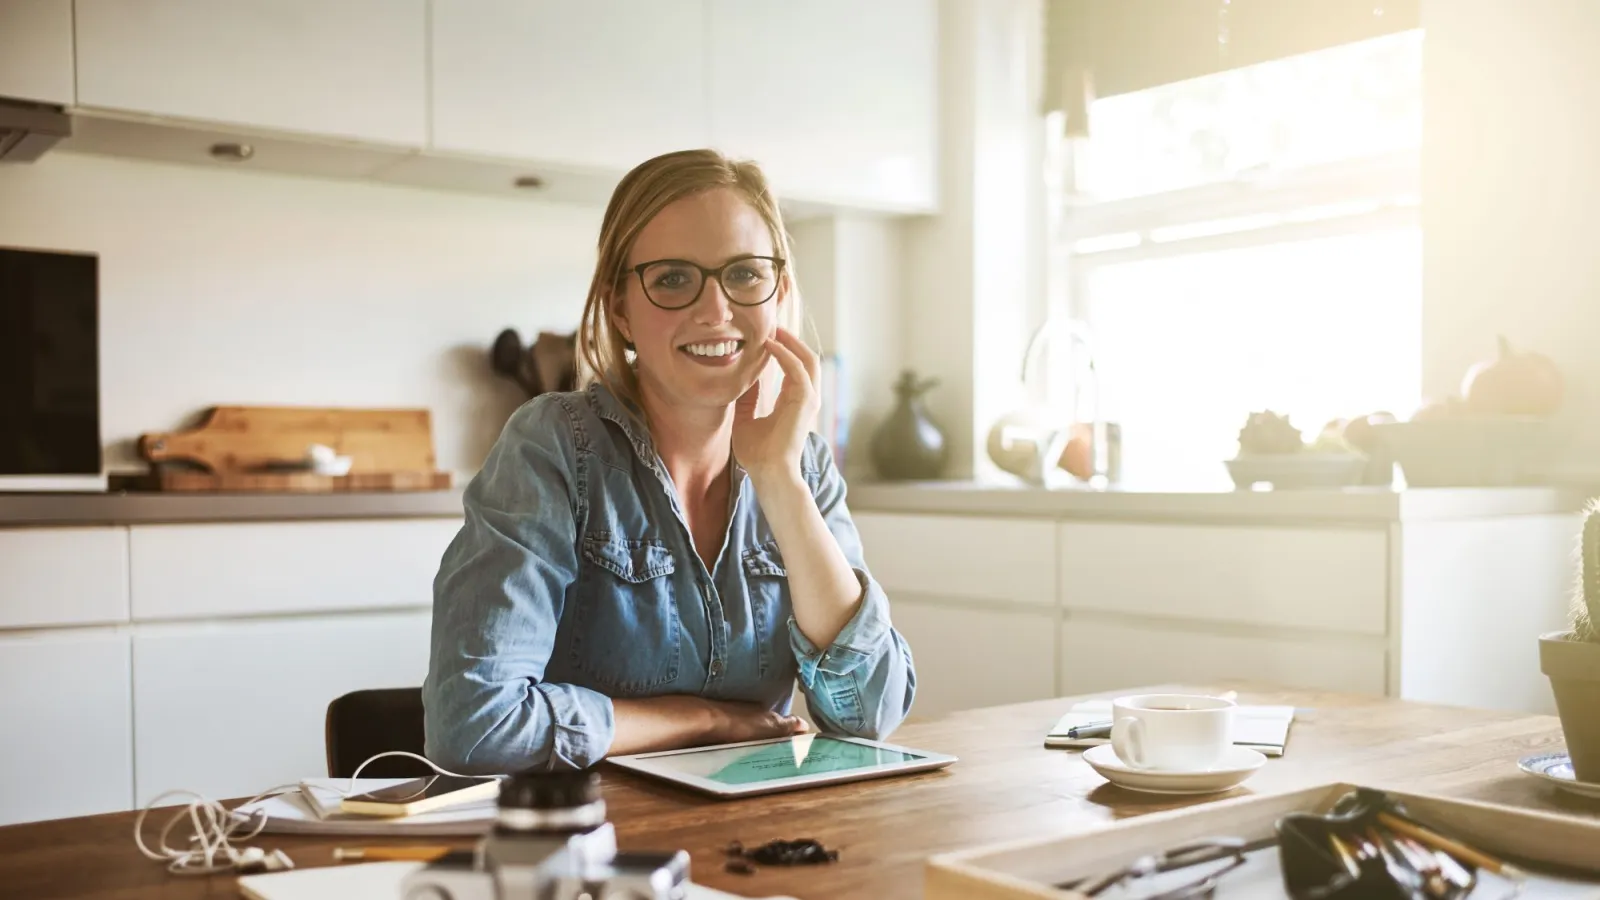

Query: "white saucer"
left=1081, top=744, right=1267, bottom=795
left=1519, top=753, right=1600, bottom=800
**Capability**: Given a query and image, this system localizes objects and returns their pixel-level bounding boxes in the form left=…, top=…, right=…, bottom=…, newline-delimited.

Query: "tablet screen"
left=655, top=735, right=927, bottom=786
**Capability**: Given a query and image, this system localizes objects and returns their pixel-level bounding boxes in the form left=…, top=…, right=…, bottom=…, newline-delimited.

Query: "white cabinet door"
left=1058, top=522, right=1389, bottom=635
left=0, top=527, right=129, bottom=629
left=431, top=0, right=707, bottom=169
left=130, top=519, right=460, bottom=620
left=855, top=513, right=1057, bottom=608
left=707, top=0, right=937, bottom=212
left=0, top=631, right=132, bottom=825
left=74, top=0, right=427, bottom=145
left=1060, top=619, right=1388, bottom=698
left=132, top=612, right=431, bottom=804
left=0, top=0, right=73, bottom=104
left=892, top=601, right=1056, bottom=718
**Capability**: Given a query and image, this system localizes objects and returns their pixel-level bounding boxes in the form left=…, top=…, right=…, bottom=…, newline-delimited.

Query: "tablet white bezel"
left=605, top=734, right=957, bottom=798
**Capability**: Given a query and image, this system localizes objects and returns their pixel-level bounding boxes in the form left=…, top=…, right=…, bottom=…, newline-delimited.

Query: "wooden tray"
left=138, top=405, right=437, bottom=474
left=925, top=782, right=1600, bottom=900
left=117, top=470, right=453, bottom=493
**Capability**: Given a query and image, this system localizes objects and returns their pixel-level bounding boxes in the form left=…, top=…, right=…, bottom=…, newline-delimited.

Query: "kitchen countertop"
left=0, top=487, right=468, bottom=526
left=3, top=479, right=1595, bottom=528
left=848, top=479, right=1600, bottom=523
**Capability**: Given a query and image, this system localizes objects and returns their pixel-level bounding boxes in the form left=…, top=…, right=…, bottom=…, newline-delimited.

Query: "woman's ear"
left=609, top=297, right=634, bottom=347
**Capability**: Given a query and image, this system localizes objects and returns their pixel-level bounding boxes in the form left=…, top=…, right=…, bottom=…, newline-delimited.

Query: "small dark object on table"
left=724, top=859, right=755, bottom=876
left=725, top=838, right=840, bottom=868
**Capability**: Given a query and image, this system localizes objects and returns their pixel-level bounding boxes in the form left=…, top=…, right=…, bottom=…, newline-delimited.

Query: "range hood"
left=0, top=99, right=71, bottom=162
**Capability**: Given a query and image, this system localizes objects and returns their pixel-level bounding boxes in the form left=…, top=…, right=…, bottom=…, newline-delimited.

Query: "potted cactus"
left=1541, top=501, right=1600, bottom=782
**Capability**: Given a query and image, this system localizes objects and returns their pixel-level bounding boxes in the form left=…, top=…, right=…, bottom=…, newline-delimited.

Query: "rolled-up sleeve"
left=423, top=398, right=614, bottom=773
left=788, top=438, right=917, bottom=738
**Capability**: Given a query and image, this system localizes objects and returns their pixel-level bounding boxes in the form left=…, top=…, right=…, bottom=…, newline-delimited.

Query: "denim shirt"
left=423, top=382, right=916, bottom=773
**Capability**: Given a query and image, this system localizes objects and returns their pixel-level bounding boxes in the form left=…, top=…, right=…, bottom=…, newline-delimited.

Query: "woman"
left=423, top=149, right=917, bottom=773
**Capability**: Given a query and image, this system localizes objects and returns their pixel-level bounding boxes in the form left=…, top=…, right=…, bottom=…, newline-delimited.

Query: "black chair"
left=324, top=687, right=434, bottom=778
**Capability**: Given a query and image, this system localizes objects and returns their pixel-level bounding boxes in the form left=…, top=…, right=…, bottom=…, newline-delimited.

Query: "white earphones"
left=133, top=750, right=486, bottom=876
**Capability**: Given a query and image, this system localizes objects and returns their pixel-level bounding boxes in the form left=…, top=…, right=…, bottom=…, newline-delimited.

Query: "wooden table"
left=2, top=684, right=1595, bottom=900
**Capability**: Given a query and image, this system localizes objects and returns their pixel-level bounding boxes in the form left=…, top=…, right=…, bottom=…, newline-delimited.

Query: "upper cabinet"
left=431, top=0, right=709, bottom=171
left=73, top=0, right=427, bottom=146
left=0, top=0, right=74, bottom=105
left=708, top=0, right=938, bottom=213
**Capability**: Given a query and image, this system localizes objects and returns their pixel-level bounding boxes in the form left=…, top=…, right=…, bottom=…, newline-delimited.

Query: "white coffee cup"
left=1110, top=693, right=1235, bottom=772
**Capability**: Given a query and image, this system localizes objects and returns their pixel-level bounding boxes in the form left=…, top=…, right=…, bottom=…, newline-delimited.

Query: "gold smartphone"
left=338, top=775, right=501, bottom=818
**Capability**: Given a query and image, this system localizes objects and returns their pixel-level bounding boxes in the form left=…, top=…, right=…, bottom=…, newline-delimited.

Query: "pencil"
left=333, top=846, right=454, bottom=862
left=1375, top=812, right=1525, bottom=879
left=1327, top=833, right=1362, bottom=878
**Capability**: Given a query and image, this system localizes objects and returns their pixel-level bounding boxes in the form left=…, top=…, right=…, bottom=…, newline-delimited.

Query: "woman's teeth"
left=682, top=340, right=743, bottom=357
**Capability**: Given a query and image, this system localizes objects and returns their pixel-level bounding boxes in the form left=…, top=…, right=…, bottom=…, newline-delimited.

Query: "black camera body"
left=401, top=770, right=690, bottom=900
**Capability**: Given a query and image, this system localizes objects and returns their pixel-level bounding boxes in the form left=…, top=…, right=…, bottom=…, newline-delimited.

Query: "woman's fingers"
left=764, top=337, right=814, bottom=408
left=772, top=327, right=820, bottom=387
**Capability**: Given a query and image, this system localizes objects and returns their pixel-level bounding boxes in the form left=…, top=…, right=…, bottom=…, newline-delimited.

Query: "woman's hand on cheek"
left=731, top=326, right=820, bottom=488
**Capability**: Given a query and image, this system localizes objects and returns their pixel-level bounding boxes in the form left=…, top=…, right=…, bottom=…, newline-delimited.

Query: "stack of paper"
left=239, top=862, right=800, bottom=900
left=229, top=779, right=496, bottom=836
left=1044, top=702, right=1297, bottom=756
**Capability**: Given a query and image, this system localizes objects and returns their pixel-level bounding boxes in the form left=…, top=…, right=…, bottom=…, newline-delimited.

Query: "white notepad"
left=1045, top=702, right=1297, bottom=756
left=226, top=779, right=496, bottom=836
left=238, top=861, right=799, bottom=900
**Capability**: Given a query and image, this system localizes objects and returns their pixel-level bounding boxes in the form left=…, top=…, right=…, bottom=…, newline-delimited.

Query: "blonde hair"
left=576, top=149, right=803, bottom=419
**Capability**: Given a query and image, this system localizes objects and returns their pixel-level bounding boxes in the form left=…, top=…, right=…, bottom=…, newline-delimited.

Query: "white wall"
left=1422, top=0, right=1600, bottom=457
left=903, top=0, right=1047, bottom=481
left=789, top=215, right=906, bottom=482
left=0, top=152, right=600, bottom=475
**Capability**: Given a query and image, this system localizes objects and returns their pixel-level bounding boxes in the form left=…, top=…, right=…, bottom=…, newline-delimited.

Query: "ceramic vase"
left=870, top=371, right=948, bottom=481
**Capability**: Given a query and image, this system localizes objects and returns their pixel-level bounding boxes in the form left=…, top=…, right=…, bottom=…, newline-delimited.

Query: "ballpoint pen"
left=1064, top=721, right=1113, bottom=739
left=334, top=846, right=455, bottom=863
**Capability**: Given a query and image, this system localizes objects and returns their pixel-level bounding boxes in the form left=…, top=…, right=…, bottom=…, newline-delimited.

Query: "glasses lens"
left=640, top=261, right=705, bottom=309
left=719, top=257, right=778, bottom=306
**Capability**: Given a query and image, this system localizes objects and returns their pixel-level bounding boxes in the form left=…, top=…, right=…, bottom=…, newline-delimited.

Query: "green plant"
left=1576, top=500, right=1600, bottom=642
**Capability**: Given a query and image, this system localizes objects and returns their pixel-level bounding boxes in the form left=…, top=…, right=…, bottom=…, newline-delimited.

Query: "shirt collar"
left=587, top=380, right=658, bottom=466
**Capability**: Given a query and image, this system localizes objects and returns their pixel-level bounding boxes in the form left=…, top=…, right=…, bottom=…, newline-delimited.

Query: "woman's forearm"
left=609, top=695, right=806, bottom=757
left=752, top=471, right=863, bottom=649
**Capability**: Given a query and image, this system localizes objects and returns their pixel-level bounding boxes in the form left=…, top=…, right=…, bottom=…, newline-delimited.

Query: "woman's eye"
left=654, top=270, right=693, bottom=289
left=726, top=265, right=760, bottom=286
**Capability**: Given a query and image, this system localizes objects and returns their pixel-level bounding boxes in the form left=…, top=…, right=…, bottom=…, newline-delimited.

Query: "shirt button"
left=710, top=660, right=725, bottom=677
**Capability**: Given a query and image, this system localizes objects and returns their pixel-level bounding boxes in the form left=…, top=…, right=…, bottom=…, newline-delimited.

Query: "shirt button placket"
left=702, top=581, right=727, bottom=682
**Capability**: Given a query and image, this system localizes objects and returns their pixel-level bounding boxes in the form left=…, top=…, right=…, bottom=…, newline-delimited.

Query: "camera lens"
left=498, top=769, right=601, bottom=812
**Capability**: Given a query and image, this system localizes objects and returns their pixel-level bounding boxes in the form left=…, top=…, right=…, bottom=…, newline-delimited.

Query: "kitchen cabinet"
left=129, top=519, right=460, bottom=620
left=430, top=0, right=708, bottom=170
left=0, top=631, right=133, bottom=825
left=73, top=0, right=427, bottom=146
left=856, top=512, right=1057, bottom=717
left=0, top=526, right=129, bottom=629
left=893, top=600, right=1056, bottom=718
left=1059, top=618, right=1388, bottom=698
left=855, top=512, right=1056, bottom=607
left=707, top=0, right=938, bottom=212
left=131, top=611, right=432, bottom=805
left=0, top=0, right=74, bottom=105
left=1057, top=522, right=1389, bottom=635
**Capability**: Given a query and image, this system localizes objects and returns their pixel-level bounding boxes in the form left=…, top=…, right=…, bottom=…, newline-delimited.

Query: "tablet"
left=606, top=733, right=956, bottom=798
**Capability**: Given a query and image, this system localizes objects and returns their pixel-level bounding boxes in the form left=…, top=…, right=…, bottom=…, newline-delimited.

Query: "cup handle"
left=1112, top=716, right=1146, bottom=769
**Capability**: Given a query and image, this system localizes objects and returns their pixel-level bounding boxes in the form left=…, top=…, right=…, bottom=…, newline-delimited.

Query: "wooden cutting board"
left=134, top=470, right=453, bottom=493
left=138, top=406, right=438, bottom=474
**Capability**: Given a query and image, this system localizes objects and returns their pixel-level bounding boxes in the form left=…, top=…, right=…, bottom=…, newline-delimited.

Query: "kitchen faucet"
left=991, top=316, right=1108, bottom=487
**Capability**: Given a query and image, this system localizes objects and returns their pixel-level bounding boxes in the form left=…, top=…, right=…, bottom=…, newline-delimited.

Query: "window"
left=1048, top=31, right=1423, bottom=487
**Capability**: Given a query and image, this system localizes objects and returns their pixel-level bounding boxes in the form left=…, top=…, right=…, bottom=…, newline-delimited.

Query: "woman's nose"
left=692, top=279, right=735, bottom=324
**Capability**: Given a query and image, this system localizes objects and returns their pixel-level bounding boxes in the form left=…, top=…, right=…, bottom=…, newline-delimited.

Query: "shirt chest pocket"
left=742, top=541, right=791, bottom=678
left=572, top=534, right=681, bottom=693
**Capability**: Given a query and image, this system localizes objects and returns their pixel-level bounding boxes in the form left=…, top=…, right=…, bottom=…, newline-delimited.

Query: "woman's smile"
left=678, top=337, right=747, bottom=368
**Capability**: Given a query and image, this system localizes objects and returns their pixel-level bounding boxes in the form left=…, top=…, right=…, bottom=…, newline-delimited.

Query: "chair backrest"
left=324, top=687, right=434, bottom=778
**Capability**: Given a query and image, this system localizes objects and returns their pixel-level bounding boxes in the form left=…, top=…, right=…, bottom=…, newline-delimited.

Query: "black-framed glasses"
left=1058, top=836, right=1275, bottom=899
left=630, top=255, right=785, bottom=310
